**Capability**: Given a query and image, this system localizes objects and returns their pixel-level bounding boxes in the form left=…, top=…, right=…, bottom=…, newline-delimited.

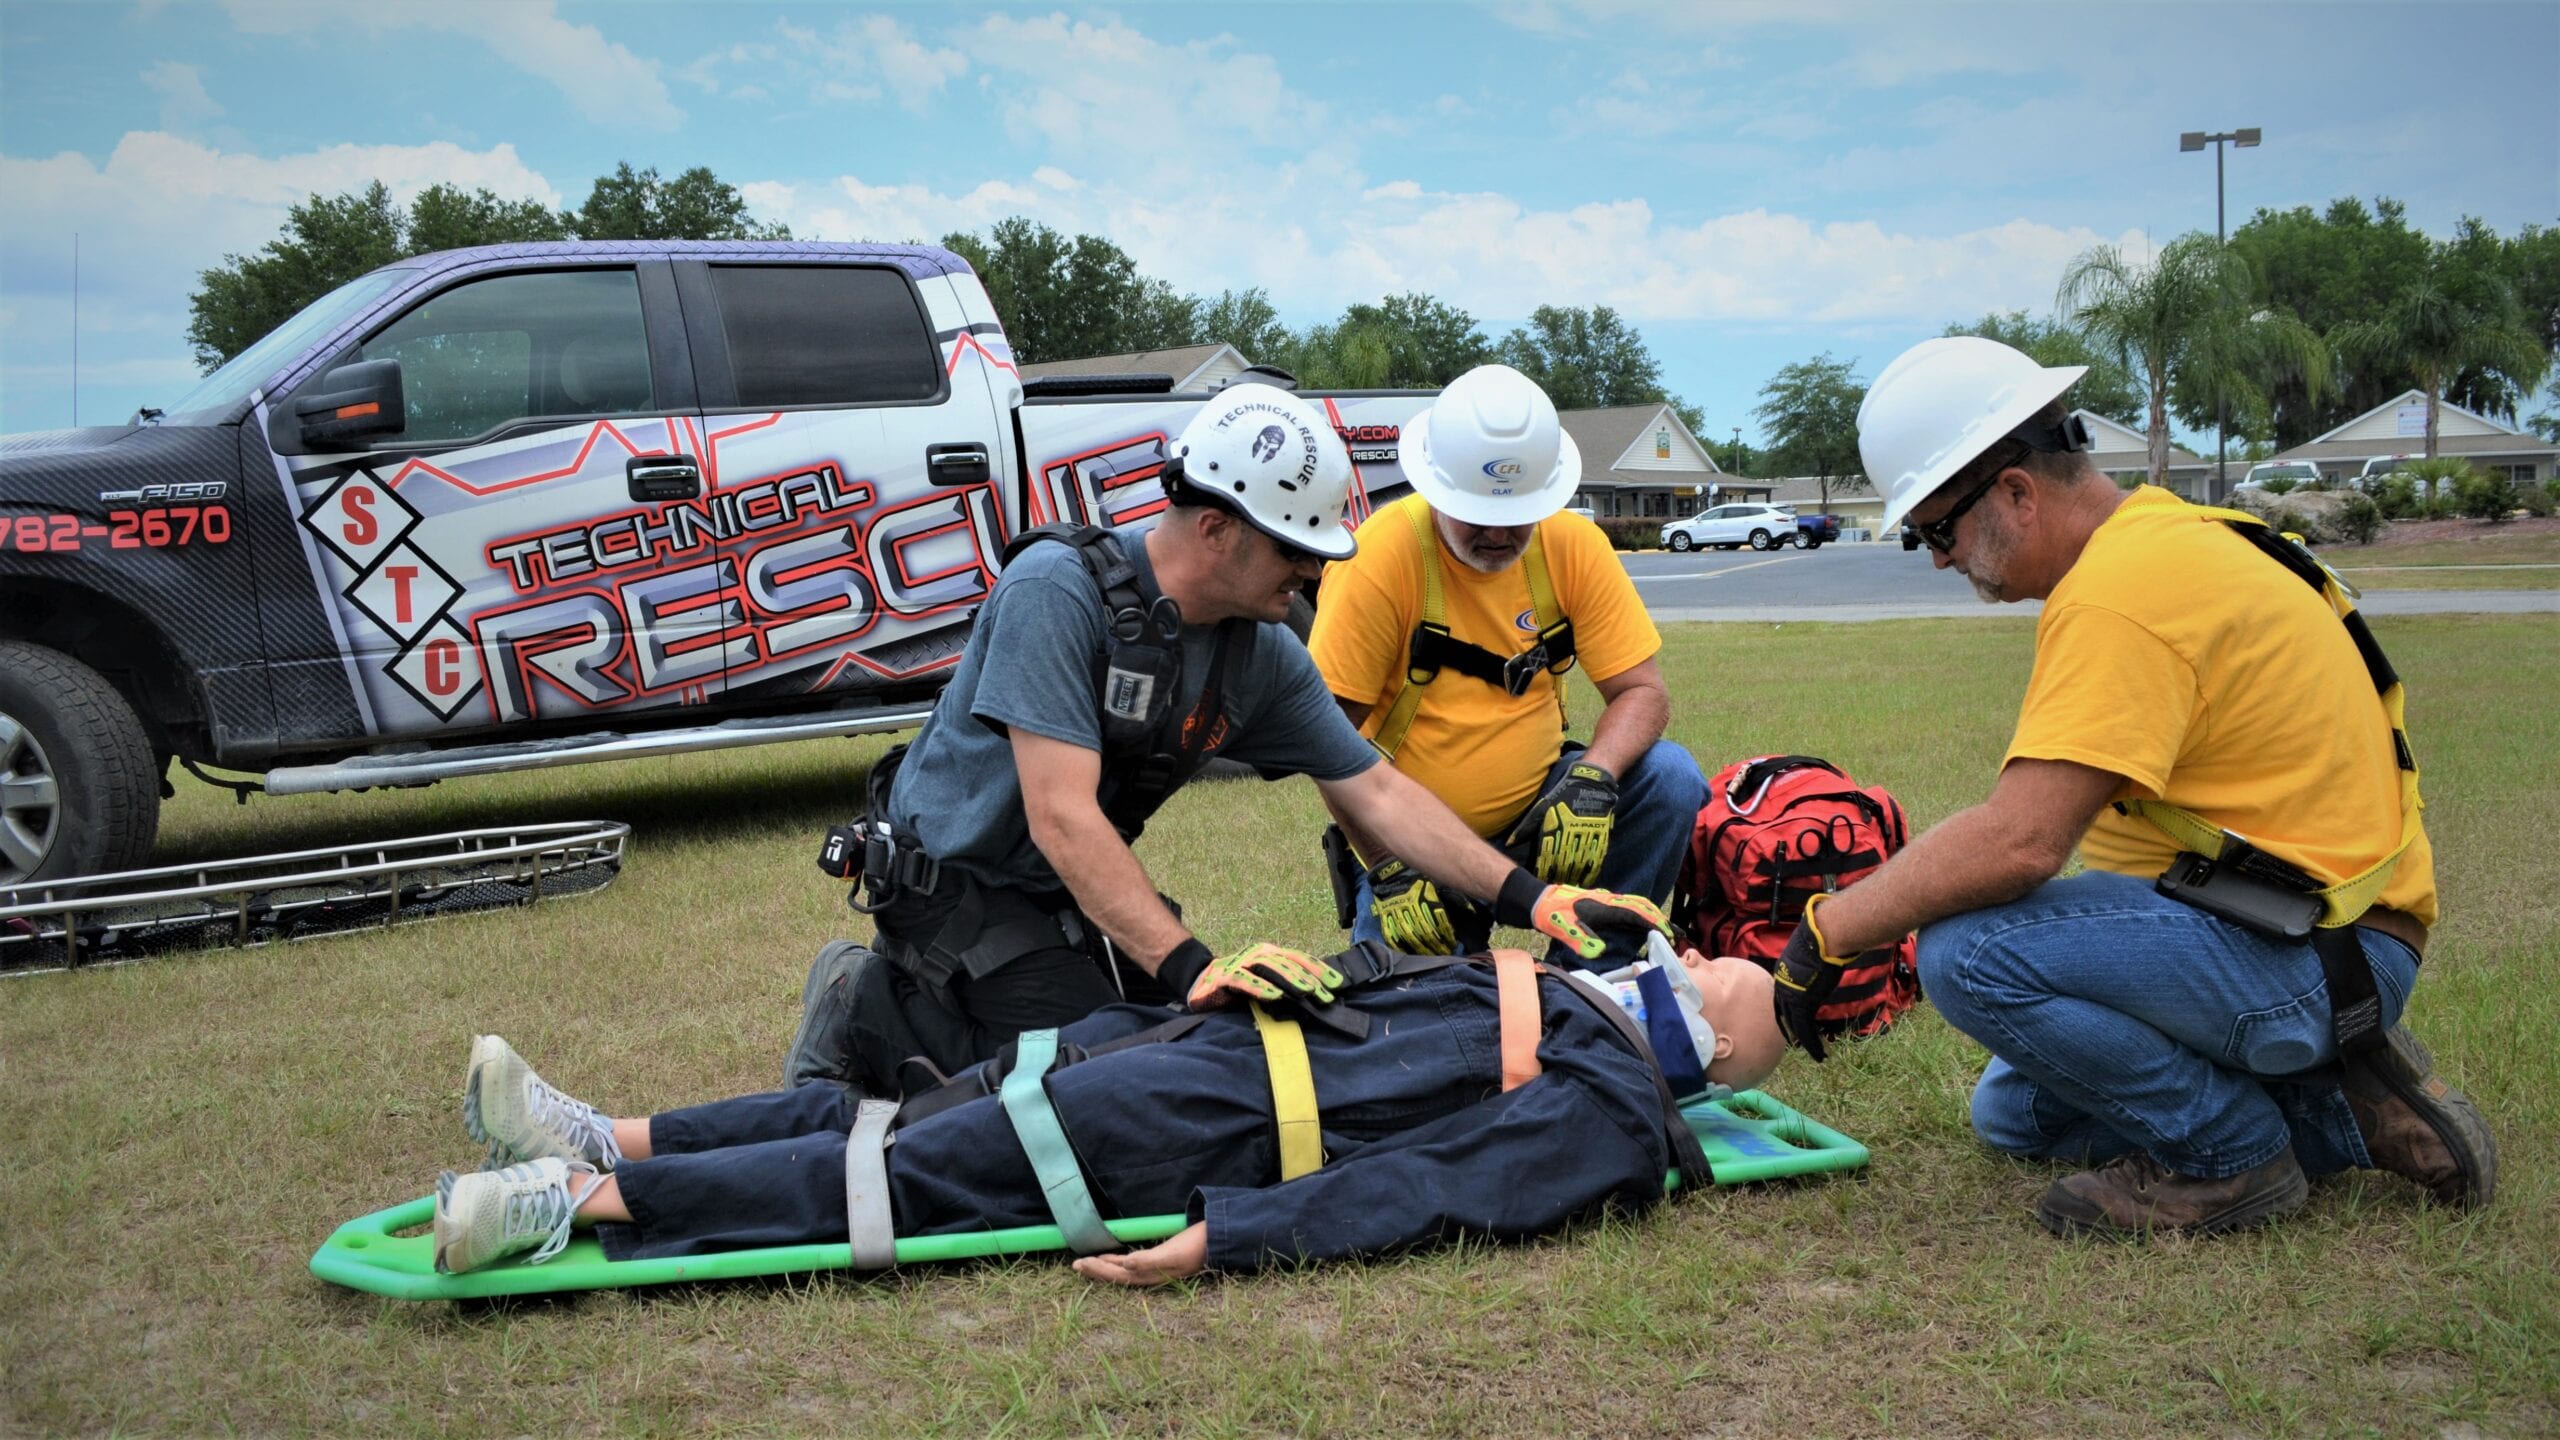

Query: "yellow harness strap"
left=1491, top=949, right=1545, bottom=1091
left=1250, top=1004, right=1325, bottom=1180
left=2117, top=506, right=2424, bottom=929
left=1368, top=495, right=1569, bottom=762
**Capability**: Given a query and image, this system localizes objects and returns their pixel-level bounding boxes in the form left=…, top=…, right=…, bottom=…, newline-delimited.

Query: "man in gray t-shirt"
left=787, top=386, right=1678, bottom=1095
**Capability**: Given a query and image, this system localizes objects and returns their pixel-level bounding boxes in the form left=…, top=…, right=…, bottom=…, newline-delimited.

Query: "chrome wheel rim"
left=0, top=712, right=60, bottom=884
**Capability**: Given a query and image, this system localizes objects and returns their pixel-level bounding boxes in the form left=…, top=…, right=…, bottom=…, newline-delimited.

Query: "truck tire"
left=1748, top=529, right=1774, bottom=551
left=1787, top=531, right=1807, bottom=549
left=0, top=641, right=160, bottom=885
left=1668, top=531, right=1694, bottom=553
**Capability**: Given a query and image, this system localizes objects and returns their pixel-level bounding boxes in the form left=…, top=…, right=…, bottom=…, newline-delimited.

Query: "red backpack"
left=1681, top=754, right=1922, bottom=1042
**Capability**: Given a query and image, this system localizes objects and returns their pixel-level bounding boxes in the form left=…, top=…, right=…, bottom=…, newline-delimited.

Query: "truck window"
left=352, top=269, right=652, bottom=444
left=707, top=265, right=940, bottom=409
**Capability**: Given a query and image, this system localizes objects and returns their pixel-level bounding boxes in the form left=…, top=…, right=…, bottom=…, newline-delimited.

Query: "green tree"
left=1943, top=310, right=2143, bottom=426
left=2058, top=233, right=2331, bottom=489
left=187, top=165, right=784, bottom=371
left=2527, top=375, right=2560, bottom=443
left=1281, top=292, right=1490, bottom=390
left=571, top=163, right=788, bottom=243
left=1750, top=354, right=1866, bottom=509
left=2332, top=238, right=2549, bottom=460
left=943, top=217, right=1204, bottom=365
left=1197, top=287, right=1289, bottom=363
left=2222, top=197, right=2429, bottom=445
left=1494, top=305, right=1666, bottom=410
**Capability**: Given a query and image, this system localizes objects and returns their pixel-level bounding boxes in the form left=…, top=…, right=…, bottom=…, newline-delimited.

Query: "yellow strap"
left=1250, top=1004, right=1324, bottom=1180
left=1369, top=495, right=1571, bottom=761
left=2122, top=505, right=2424, bottom=928
left=1491, top=949, right=1544, bottom=1091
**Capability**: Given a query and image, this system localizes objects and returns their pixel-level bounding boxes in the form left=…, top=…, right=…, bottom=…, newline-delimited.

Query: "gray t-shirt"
left=887, top=534, right=1377, bottom=892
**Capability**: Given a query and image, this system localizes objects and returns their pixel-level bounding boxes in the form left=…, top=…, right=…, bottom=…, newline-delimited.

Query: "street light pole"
left=2180, top=126, right=2260, bottom=503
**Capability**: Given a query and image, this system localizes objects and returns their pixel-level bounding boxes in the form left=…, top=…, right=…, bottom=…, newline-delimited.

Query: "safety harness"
left=1368, top=495, right=1578, bottom=761
left=839, top=945, right=1713, bottom=1264
left=2124, top=507, right=2425, bottom=1056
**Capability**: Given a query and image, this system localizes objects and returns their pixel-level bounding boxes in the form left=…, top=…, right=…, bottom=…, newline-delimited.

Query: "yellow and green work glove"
left=1369, top=858, right=1459, bottom=955
left=1492, top=867, right=1671, bottom=962
left=1506, top=761, right=1618, bottom=888
left=1771, top=891, right=1853, bottom=1063
left=1158, top=939, right=1346, bottom=1012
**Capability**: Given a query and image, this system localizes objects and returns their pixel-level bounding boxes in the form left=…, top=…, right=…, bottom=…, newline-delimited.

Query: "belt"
left=2354, top=904, right=2427, bottom=959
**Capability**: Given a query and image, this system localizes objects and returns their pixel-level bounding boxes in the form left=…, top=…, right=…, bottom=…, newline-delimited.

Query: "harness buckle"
left=1500, top=644, right=1548, bottom=697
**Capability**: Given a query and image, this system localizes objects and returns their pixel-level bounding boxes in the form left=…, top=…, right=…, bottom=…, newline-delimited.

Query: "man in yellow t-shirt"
left=1775, top=336, right=2493, bottom=1242
left=1309, top=365, right=1706, bottom=970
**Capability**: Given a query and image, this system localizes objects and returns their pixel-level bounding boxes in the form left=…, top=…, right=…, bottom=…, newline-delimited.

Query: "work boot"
left=2341, top=1024, right=2496, bottom=1207
left=464, top=1035, right=623, bottom=1172
left=432, top=1157, right=604, bottom=1274
left=2036, top=1146, right=2308, bottom=1239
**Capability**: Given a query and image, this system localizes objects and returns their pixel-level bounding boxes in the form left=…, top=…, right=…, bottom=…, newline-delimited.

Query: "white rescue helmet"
left=1859, top=336, right=2086, bottom=532
left=1399, top=363, right=1583, bottom=527
left=1165, top=382, right=1358, bottom=560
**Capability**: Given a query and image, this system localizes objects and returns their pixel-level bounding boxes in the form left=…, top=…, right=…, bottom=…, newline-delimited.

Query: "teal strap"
left=842, top=1098, right=900, bottom=1270
left=997, top=1029, right=1120, bottom=1255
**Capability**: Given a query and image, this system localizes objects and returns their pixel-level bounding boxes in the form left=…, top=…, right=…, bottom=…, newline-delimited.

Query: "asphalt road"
left=1624, top=543, right=2560, bottom=623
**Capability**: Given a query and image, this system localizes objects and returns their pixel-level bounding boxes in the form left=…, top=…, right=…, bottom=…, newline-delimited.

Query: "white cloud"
left=141, top=62, right=223, bottom=132
left=0, top=134, right=558, bottom=430
left=958, top=14, right=1329, bottom=171
left=219, top=0, right=680, bottom=130
left=695, top=15, right=965, bottom=112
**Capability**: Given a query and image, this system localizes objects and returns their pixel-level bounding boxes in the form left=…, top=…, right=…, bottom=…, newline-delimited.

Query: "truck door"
left=277, top=263, right=724, bottom=737
left=671, top=261, right=1007, bottom=702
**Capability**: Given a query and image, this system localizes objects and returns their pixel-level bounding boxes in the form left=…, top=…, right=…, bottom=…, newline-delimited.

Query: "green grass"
left=4, top=616, right=2556, bottom=1436
left=2334, top=566, right=2560, bottom=591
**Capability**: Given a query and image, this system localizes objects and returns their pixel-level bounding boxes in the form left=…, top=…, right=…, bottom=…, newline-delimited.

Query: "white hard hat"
left=1166, top=382, right=1358, bottom=560
left=1398, top=364, right=1583, bottom=527
left=1858, top=337, right=2086, bottom=532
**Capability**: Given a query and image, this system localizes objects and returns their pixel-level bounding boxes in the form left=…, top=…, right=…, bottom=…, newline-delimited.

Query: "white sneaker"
left=432, top=1157, right=605, bottom=1273
left=463, top=1035, right=624, bottom=1172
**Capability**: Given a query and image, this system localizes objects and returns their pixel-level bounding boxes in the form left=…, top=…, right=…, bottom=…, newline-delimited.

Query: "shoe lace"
left=495, top=1160, right=607, bottom=1265
left=506, top=1073, right=625, bottom=1172
left=2095, top=1151, right=2174, bottom=1193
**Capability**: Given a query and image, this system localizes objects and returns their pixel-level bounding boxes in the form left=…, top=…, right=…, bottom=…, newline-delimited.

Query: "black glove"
left=1771, top=896, right=1853, bottom=1063
left=1505, top=761, right=1618, bottom=887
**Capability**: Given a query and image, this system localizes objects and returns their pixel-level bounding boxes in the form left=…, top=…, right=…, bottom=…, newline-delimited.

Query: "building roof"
left=2275, top=388, right=2560, bottom=465
left=1557, top=403, right=1721, bottom=491
left=1018, top=342, right=1245, bottom=389
left=2076, top=408, right=2211, bottom=474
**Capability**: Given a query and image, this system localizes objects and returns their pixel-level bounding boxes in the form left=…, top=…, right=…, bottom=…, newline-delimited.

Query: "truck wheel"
left=0, top=641, right=160, bottom=885
left=1804, top=536, right=1823, bottom=550
left=1787, top=531, right=1807, bottom=549
left=1668, top=532, right=1695, bottom=553
left=1748, top=529, right=1774, bottom=551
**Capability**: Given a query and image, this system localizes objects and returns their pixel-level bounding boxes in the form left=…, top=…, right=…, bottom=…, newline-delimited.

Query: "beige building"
left=2272, top=390, right=2560, bottom=485
left=1558, top=403, right=1768, bottom=518
left=1018, top=342, right=1253, bottom=393
left=2077, top=409, right=2214, bottom=497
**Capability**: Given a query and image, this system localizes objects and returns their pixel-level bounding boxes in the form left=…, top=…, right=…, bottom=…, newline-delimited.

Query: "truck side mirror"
left=295, top=359, right=405, bottom=449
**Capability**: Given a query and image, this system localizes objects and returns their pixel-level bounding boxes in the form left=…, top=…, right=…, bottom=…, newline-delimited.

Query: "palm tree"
left=2332, top=239, right=2549, bottom=463
left=2058, top=234, right=2331, bottom=491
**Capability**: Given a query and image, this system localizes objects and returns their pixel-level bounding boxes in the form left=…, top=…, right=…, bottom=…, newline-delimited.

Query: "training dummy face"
left=1679, top=949, right=1787, bottom=1091
left=1588, top=937, right=1787, bottom=1097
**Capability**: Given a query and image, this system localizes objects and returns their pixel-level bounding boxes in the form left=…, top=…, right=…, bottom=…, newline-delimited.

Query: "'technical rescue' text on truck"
left=0, top=240, right=1434, bottom=884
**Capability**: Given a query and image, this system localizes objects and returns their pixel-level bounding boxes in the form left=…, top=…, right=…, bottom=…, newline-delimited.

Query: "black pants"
left=784, top=895, right=1171, bottom=1096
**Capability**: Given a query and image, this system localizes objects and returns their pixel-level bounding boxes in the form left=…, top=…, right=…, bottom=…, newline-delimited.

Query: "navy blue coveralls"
left=601, top=965, right=1677, bottom=1271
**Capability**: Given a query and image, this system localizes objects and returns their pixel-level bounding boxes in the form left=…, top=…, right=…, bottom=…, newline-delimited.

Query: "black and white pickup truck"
left=0, top=240, right=1431, bottom=883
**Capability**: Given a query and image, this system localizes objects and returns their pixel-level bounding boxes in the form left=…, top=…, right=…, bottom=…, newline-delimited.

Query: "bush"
left=2454, top=469, right=2521, bottom=522
left=2402, top=457, right=2479, bottom=509
left=2521, top=480, right=2556, bottom=518
left=2262, top=505, right=2330, bottom=545
left=2333, top=494, right=2384, bottom=546
left=1596, top=517, right=1658, bottom=552
left=2259, top=476, right=2302, bottom=496
left=2373, top=475, right=2422, bottom=519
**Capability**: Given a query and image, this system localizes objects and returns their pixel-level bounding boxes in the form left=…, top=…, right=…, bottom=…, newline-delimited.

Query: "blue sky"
left=4, top=0, right=2555, bottom=441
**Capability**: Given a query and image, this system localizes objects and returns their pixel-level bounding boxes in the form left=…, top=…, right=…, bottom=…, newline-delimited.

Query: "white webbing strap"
left=843, top=1097, right=900, bottom=1269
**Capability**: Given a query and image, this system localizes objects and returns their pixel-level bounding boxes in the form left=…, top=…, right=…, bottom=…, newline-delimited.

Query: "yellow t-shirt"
left=1309, top=496, right=1662, bottom=837
left=2005, top=486, right=2436, bottom=924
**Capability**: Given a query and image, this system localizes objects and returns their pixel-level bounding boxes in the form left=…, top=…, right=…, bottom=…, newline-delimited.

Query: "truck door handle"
left=627, top=456, right=702, bottom=502
left=926, top=442, right=992, bottom=487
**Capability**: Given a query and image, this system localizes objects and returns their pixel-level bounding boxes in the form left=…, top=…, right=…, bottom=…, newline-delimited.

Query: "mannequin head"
left=1677, top=949, right=1787, bottom=1091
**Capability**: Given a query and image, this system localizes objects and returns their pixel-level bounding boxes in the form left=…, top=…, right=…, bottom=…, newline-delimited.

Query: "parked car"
left=0, top=239, right=1439, bottom=883
left=2236, top=460, right=2322, bottom=494
left=1660, top=502, right=1800, bottom=552
left=2355, top=455, right=2422, bottom=492
left=1794, top=513, right=1840, bottom=549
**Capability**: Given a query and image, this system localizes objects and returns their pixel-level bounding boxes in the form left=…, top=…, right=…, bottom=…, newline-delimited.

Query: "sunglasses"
left=1912, top=441, right=2024, bottom=554
left=1262, top=527, right=1326, bottom=566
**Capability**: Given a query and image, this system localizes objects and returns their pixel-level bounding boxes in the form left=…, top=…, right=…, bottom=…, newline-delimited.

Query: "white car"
left=1660, top=503, right=1799, bottom=552
left=2236, top=460, right=2322, bottom=494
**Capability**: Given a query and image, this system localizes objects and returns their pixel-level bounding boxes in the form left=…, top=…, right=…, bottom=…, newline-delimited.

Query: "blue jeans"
left=1352, top=739, right=1708, bottom=970
left=1921, top=871, right=2420, bottom=1179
